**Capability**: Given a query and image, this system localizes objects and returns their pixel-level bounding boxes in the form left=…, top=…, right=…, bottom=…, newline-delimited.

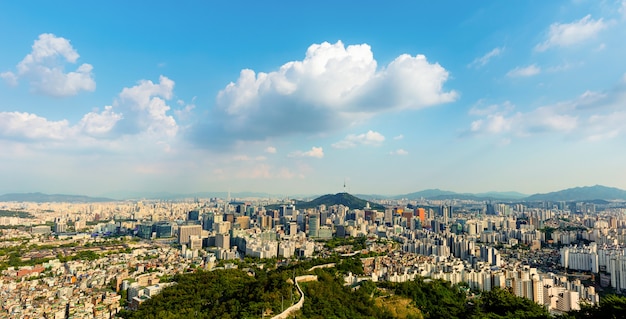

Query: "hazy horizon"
left=1, top=1, right=626, bottom=196
left=2, top=184, right=626, bottom=200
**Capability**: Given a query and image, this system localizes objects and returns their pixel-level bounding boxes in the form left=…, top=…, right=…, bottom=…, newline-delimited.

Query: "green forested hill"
left=267, top=192, right=385, bottom=211
left=118, top=269, right=293, bottom=318
left=117, top=258, right=569, bottom=319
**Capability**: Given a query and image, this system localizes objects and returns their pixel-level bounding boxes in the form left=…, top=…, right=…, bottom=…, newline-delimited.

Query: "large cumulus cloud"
left=190, top=41, right=457, bottom=148
left=0, top=76, right=178, bottom=146
left=1, top=33, right=96, bottom=97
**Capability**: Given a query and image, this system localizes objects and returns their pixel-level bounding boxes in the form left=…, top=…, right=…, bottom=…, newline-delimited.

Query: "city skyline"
left=1, top=1, right=626, bottom=197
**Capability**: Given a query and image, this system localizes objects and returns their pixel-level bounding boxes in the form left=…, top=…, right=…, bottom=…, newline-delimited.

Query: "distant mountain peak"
left=0, top=192, right=114, bottom=203
left=525, top=185, right=626, bottom=202
left=288, top=192, right=384, bottom=210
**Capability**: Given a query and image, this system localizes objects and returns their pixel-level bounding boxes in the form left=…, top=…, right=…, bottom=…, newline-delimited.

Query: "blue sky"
left=1, top=1, right=625, bottom=197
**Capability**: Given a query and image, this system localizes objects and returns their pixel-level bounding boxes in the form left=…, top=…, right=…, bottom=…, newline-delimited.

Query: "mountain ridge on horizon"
left=0, top=192, right=114, bottom=203
left=1, top=185, right=625, bottom=202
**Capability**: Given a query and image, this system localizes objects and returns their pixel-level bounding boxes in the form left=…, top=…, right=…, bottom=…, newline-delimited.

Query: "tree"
left=476, top=287, right=551, bottom=319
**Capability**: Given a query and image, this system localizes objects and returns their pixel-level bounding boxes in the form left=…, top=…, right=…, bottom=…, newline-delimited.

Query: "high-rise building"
left=402, top=211, right=413, bottom=224
left=259, top=215, right=273, bottom=230
left=189, top=235, right=203, bottom=250
left=187, top=210, right=200, bottom=221
left=224, top=213, right=235, bottom=224
left=74, top=218, right=86, bottom=231
left=203, top=212, right=216, bottom=231
left=416, top=208, right=426, bottom=224
left=288, top=222, right=298, bottom=236
left=137, top=222, right=154, bottom=239
left=215, top=233, right=230, bottom=250
left=308, top=213, right=320, bottom=238
left=153, top=221, right=172, bottom=238
left=236, top=216, right=250, bottom=229
left=178, top=224, right=202, bottom=245
left=54, top=218, right=67, bottom=234
left=214, top=220, right=231, bottom=234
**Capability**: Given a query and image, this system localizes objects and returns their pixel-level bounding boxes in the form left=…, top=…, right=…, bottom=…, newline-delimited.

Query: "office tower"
left=416, top=208, right=425, bottom=224
left=189, top=235, right=203, bottom=250
left=137, top=222, right=154, bottom=239
left=178, top=224, right=202, bottom=245
left=236, top=216, right=250, bottom=229
left=153, top=221, right=172, bottom=238
left=224, top=213, right=235, bottom=224
left=74, top=218, right=86, bottom=231
left=402, top=211, right=413, bottom=224
left=284, top=205, right=296, bottom=217
left=54, top=218, right=67, bottom=234
left=203, top=212, right=215, bottom=231
left=187, top=210, right=200, bottom=221
left=289, top=222, right=298, bottom=236
left=214, top=220, right=231, bottom=234
left=259, top=215, right=273, bottom=230
left=320, top=211, right=329, bottom=225
left=215, top=233, right=230, bottom=249
left=308, top=213, right=320, bottom=238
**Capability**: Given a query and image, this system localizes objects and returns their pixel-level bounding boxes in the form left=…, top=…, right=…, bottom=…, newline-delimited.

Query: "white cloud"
left=238, top=164, right=272, bottom=179
left=619, top=1, right=626, bottom=19
left=233, top=155, right=252, bottom=161
left=77, top=106, right=122, bottom=137
left=231, top=164, right=301, bottom=180
left=62, top=76, right=178, bottom=139
left=390, top=149, right=408, bottom=156
left=0, top=112, right=73, bottom=140
left=191, top=41, right=457, bottom=148
left=507, top=64, right=541, bottom=77
left=114, top=76, right=178, bottom=137
left=3, top=33, right=95, bottom=96
left=393, top=134, right=404, bottom=140
left=584, top=111, right=626, bottom=142
left=265, top=146, right=277, bottom=154
left=535, top=15, right=608, bottom=51
left=468, top=47, right=504, bottom=68
left=470, top=114, right=513, bottom=134
left=332, top=130, right=385, bottom=149
left=467, top=99, right=577, bottom=138
left=288, top=146, right=324, bottom=159
left=174, top=99, right=196, bottom=121
left=1, top=71, right=18, bottom=86
left=0, top=76, right=177, bottom=148
left=232, top=155, right=267, bottom=161
left=545, top=62, right=576, bottom=73
left=469, top=100, right=514, bottom=116
left=465, top=80, right=626, bottom=141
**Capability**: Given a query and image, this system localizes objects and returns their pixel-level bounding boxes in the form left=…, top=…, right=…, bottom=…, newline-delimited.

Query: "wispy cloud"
left=389, top=149, right=408, bottom=156
left=535, top=15, right=608, bottom=51
left=232, top=155, right=267, bottom=161
left=0, top=72, right=18, bottom=86
left=468, top=47, right=504, bottom=68
left=507, top=64, right=541, bottom=77
left=332, top=130, right=385, bottom=149
left=465, top=76, right=626, bottom=142
left=288, top=146, right=324, bottom=159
